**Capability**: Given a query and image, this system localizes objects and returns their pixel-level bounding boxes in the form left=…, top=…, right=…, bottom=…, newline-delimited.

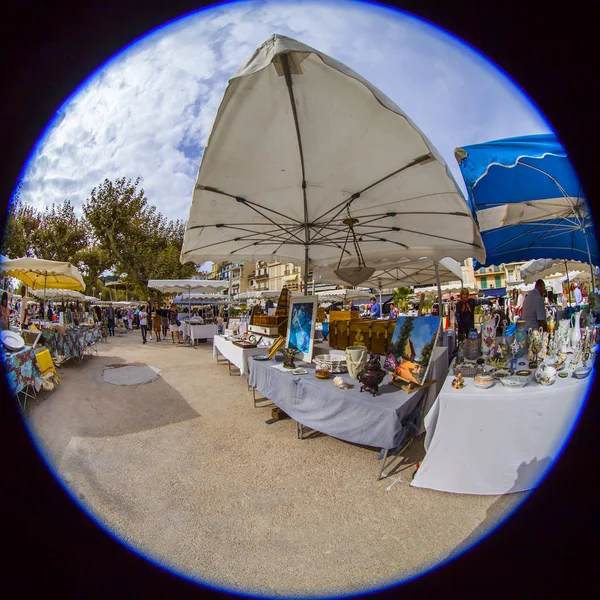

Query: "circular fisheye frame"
left=3, top=0, right=596, bottom=598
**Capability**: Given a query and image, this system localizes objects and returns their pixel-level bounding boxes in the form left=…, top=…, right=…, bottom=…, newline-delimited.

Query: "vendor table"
left=411, top=362, right=593, bottom=495
left=212, top=335, right=272, bottom=375
left=248, top=347, right=448, bottom=477
left=40, top=326, right=102, bottom=364
left=181, top=321, right=217, bottom=343
left=1, top=345, right=42, bottom=410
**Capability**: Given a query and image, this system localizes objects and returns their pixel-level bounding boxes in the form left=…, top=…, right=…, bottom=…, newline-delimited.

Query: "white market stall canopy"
left=180, top=35, right=486, bottom=283
left=414, top=282, right=476, bottom=294
left=520, top=258, right=599, bottom=284
left=313, top=257, right=463, bottom=290
left=234, top=290, right=284, bottom=301
left=147, top=279, right=228, bottom=294
left=173, top=293, right=229, bottom=301
left=84, top=295, right=100, bottom=302
left=315, top=289, right=373, bottom=303
left=0, top=256, right=85, bottom=291
left=30, top=288, right=85, bottom=302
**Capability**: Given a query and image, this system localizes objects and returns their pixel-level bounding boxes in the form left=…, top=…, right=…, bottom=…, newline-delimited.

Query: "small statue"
left=358, top=353, right=386, bottom=396
left=451, top=372, right=465, bottom=389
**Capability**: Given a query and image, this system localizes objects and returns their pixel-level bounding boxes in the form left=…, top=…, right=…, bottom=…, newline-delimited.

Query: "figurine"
left=451, top=372, right=465, bottom=389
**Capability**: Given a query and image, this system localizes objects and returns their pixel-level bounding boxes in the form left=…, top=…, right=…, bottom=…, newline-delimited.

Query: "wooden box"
left=328, top=319, right=397, bottom=355
left=328, top=310, right=359, bottom=322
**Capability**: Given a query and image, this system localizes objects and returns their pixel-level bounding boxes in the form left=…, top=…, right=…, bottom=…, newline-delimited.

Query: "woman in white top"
left=139, top=305, right=148, bottom=344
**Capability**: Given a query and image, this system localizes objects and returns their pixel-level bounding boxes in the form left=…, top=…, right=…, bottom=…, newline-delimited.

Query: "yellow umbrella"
left=0, top=257, right=85, bottom=291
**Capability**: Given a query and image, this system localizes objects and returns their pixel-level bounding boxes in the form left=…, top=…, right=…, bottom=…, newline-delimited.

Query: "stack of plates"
left=1, top=330, right=25, bottom=352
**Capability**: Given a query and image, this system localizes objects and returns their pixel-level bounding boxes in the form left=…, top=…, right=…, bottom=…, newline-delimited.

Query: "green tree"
left=391, top=317, right=414, bottom=358
left=83, top=177, right=197, bottom=298
left=392, top=286, right=412, bottom=313
left=1, top=199, right=40, bottom=258
left=74, top=246, right=114, bottom=291
left=419, top=339, right=435, bottom=370
left=30, top=199, right=88, bottom=262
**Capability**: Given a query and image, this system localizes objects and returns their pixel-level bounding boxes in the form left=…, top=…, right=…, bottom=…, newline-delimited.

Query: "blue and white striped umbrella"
left=454, top=133, right=597, bottom=270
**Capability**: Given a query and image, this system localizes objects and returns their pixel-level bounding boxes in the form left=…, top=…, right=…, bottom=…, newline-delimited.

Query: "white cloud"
left=19, top=0, right=550, bottom=221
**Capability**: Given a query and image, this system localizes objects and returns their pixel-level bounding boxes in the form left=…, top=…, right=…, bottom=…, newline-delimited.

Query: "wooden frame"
left=226, top=317, right=241, bottom=331
left=285, top=295, right=318, bottom=362
left=267, top=335, right=285, bottom=359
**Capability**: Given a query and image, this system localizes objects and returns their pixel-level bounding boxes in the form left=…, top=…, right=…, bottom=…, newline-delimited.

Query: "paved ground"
left=27, top=331, right=526, bottom=598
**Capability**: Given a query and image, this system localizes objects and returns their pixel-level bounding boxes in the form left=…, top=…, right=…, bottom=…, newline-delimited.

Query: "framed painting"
left=384, top=316, right=441, bottom=386
left=285, top=296, right=318, bottom=362
left=226, top=317, right=241, bottom=331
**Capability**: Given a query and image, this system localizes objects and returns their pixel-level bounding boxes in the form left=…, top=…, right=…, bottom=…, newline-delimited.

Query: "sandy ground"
left=26, top=330, right=526, bottom=598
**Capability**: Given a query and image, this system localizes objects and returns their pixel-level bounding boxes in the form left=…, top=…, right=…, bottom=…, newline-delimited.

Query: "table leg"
left=378, top=448, right=389, bottom=480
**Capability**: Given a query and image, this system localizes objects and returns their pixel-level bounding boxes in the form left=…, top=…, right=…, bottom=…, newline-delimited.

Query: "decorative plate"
left=493, top=368, right=513, bottom=380
left=1, top=330, right=25, bottom=352
left=251, top=354, right=270, bottom=361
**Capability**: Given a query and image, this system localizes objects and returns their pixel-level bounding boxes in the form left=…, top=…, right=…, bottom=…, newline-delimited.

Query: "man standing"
left=522, top=279, right=547, bottom=331
left=369, top=296, right=381, bottom=319
left=348, top=300, right=358, bottom=312
left=106, top=303, right=116, bottom=336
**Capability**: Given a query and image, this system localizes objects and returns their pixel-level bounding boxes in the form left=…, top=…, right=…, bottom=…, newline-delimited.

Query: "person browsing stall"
left=455, top=288, right=490, bottom=340
left=369, top=296, right=381, bottom=319
left=521, top=279, right=547, bottom=331
left=1, top=291, right=10, bottom=330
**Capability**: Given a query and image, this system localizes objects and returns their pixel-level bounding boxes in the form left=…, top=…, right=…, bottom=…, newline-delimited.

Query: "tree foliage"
left=2, top=199, right=40, bottom=258
left=2, top=176, right=198, bottom=299
left=30, top=199, right=88, bottom=262
left=392, top=286, right=412, bottom=313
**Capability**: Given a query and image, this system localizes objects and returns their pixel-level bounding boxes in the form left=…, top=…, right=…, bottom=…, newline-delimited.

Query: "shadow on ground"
left=28, top=353, right=200, bottom=442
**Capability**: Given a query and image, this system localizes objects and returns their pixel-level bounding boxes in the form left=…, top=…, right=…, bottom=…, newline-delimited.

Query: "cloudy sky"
left=18, top=0, right=550, bottom=224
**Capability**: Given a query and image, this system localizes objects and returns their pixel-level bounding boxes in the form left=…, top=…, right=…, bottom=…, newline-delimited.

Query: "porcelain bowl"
left=500, top=375, right=529, bottom=389
left=573, top=366, right=592, bottom=379
left=473, top=373, right=495, bottom=389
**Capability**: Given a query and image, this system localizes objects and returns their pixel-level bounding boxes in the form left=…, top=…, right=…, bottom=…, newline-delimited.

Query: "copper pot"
left=358, top=353, right=386, bottom=396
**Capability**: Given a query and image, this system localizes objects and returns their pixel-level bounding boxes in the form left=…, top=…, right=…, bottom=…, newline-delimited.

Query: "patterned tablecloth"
left=40, top=327, right=102, bottom=360
left=1, top=345, right=42, bottom=395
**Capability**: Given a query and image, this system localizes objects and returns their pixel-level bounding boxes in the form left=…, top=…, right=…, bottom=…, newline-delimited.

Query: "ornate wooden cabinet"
left=328, top=319, right=397, bottom=355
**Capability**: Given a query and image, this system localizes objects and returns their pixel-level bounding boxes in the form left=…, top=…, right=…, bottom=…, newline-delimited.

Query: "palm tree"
left=392, top=286, right=412, bottom=313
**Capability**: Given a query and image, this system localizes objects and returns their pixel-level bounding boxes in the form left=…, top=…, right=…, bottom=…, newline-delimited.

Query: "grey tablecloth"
left=248, top=346, right=447, bottom=450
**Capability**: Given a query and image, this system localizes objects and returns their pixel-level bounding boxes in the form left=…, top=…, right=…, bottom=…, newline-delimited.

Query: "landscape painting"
left=384, top=316, right=441, bottom=386
left=286, top=296, right=318, bottom=362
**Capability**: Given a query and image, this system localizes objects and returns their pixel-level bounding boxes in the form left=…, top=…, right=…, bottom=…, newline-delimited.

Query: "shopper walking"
left=106, top=303, right=116, bottom=336
left=152, top=308, right=162, bottom=342
left=169, top=305, right=181, bottom=344
left=139, top=305, right=148, bottom=344
left=160, top=304, right=169, bottom=338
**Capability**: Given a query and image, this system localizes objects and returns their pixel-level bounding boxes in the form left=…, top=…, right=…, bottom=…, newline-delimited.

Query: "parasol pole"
left=304, top=246, right=310, bottom=296
left=564, top=261, right=572, bottom=305
left=434, top=261, right=443, bottom=346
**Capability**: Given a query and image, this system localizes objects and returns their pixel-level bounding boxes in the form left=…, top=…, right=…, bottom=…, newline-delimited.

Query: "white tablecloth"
left=411, top=365, right=593, bottom=495
left=212, top=335, right=270, bottom=375
left=189, top=323, right=217, bottom=341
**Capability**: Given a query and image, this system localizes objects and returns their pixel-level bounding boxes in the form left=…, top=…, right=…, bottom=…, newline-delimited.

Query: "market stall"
left=411, top=362, right=593, bottom=494
left=0, top=344, right=42, bottom=410
left=248, top=346, right=448, bottom=478
left=412, top=310, right=596, bottom=494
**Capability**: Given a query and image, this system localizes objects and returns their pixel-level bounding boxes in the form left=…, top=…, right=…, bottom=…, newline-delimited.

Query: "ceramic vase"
left=571, top=311, right=582, bottom=348
left=481, top=314, right=500, bottom=356
left=557, top=320, right=570, bottom=354
left=514, top=321, right=528, bottom=359
left=358, top=353, right=386, bottom=396
left=345, top=345, right=368, bottom=380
